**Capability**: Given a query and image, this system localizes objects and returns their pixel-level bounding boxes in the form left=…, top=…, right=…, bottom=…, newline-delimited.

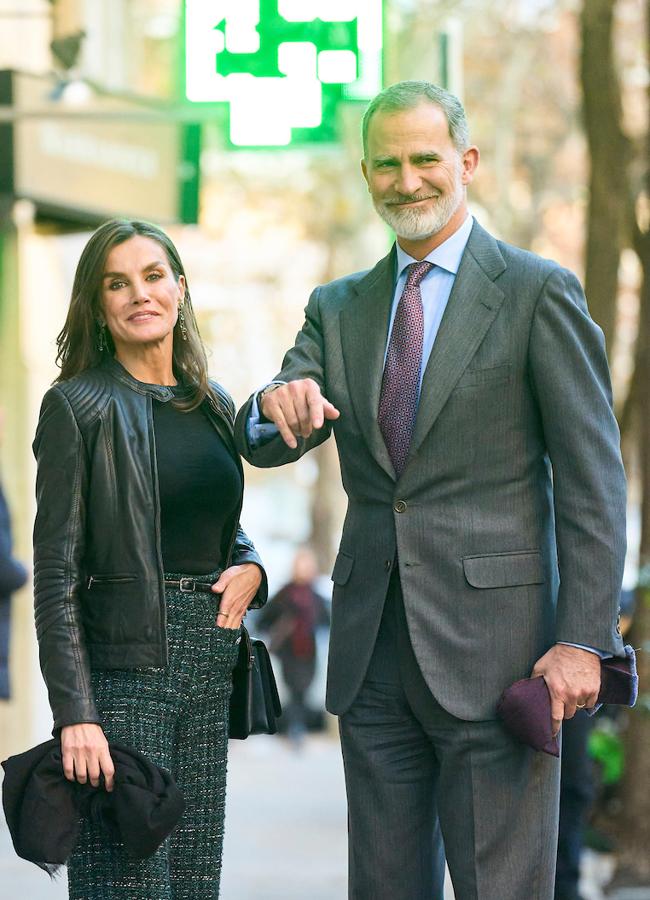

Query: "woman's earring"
left=178, top=304, right=188, bottom=341
left=97, top=322, right=107, bottom=352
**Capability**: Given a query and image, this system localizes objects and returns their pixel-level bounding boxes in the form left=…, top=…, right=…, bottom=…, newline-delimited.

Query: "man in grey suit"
left=234, top=81, right=626, bottom=900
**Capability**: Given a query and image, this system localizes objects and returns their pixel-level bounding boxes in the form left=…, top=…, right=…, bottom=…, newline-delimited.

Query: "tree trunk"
left=605, top=0, right=650, bottom=875
left=581, top=0, right=650, bottom=874
left=614, top=231, right=650, bottom=880
left=580, top=0, right=631, bottom=355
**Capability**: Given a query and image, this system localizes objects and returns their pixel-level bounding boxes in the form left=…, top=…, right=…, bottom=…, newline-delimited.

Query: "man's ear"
left=461, top=146, right=480, bottom=185
left=361, top=158, right=370, bottom=190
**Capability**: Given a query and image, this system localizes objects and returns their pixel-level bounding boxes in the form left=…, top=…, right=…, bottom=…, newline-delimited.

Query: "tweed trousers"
left=67, top=573, right=241, bottom=900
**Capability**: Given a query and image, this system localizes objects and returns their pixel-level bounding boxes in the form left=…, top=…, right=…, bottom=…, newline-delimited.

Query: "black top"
left=153, top=386, right=242, bottom=574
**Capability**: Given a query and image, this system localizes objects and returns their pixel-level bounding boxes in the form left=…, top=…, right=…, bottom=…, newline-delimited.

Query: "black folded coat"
left=1, top=739, right=185, bottom=874
left=496, top=645, right=638, bottom=757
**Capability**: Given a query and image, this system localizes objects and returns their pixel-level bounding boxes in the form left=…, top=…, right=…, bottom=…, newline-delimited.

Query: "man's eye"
left=376, top=161, right=395, bottom=169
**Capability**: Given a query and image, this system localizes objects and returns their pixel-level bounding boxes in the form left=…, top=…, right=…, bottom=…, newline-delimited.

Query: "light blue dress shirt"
left=386, top=213, right=473, bottom=387
left=249, top=215, right=474, bottom=442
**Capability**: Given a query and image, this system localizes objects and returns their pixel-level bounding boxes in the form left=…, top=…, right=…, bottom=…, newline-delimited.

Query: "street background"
left=0, top=0, right=649, bottom=896
left=1, top=733, right=647, bottom=899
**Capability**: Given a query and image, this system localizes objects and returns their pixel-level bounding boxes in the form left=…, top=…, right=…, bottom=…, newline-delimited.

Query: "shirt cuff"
left=246, top=384, right=283, bottom=449
left=557, top=641, right=612, bottom=660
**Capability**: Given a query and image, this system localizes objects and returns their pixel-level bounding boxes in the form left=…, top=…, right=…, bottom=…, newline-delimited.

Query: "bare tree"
left=581, top=0, right=632, bottom=352
left=614, top=0, right=650, bottom=863
left=581, top=0, right=650, bottom=877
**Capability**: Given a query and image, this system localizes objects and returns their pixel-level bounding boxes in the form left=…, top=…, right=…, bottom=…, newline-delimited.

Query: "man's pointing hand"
left=260, top=378, right=340, bottom=449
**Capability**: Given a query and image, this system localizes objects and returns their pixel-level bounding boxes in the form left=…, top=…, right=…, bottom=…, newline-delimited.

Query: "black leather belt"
left=164, top=578, right=217, bottom=594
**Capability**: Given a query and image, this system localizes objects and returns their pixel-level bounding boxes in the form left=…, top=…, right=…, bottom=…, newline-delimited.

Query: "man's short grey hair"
left=362, top=81, right=470, bottom=158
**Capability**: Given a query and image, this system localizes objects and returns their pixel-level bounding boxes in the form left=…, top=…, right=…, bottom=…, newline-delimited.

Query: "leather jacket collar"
left=102, top=357, right=178, bottom=402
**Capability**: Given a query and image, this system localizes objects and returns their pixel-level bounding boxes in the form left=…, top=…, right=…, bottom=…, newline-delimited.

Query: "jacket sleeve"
left=256, top=589, right=286, bottom=630
left=0, top=489, right=28, bottom=595
left=528, top=267, right=627, bottom=656
left=230, top=523, right=268, bottom=609
left=32, top=386, right=101, bottom=731
left=234, top=285, right=333, bottom=466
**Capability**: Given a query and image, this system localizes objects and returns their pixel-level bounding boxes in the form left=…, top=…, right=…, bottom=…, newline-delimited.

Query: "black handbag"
left=229, top=626, right=282, bottom=739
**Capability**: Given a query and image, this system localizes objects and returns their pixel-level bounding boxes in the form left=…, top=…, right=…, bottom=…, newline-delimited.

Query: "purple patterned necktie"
left=378, top=261, right=433, bottom=476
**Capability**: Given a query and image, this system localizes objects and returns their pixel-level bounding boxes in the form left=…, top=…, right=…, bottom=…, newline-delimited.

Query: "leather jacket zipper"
left=87, top=574, right=137, bottom=589
left=147, top=394, right=169, bottom=665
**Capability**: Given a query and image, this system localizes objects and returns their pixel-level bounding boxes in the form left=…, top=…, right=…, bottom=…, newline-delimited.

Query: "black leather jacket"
left=33, top=358, right=267, bottom=731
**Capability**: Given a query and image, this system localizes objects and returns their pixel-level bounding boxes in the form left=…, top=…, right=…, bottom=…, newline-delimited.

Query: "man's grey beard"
left=375, top=175, right=464, bottom=241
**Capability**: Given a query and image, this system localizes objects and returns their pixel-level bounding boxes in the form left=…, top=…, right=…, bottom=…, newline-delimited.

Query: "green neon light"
left=184, top=0, right=383, bottom=147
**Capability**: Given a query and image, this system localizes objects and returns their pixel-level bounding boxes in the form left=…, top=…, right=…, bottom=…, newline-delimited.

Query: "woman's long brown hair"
left=55, top=219, right=211, bottom=410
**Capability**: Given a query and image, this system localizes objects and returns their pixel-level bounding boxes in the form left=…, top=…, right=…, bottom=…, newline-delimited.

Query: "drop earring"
left=178, top=304, right=188, bottom=341
left=97, top=322, right=107, bottom=352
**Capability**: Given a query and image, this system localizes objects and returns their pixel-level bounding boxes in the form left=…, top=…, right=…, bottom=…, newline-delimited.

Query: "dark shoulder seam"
left=208, top=381, right=235, bottom=424
left=55, top=372, right=112, bottom=428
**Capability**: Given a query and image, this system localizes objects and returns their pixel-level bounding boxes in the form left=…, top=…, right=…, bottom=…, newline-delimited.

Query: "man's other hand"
left=260, top=379, right=340, bottom=449
left=531, top=644, right=601, bottom=736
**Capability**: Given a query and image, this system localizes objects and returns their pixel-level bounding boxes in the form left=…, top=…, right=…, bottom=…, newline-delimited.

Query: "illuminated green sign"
left=184, top=0, right=383, bottom=146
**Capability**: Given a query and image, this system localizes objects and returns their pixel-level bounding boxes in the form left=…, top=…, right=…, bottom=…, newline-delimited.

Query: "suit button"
left=394, top=500, right=407, bottom=513
left=384, top=559, right=392, bottom=571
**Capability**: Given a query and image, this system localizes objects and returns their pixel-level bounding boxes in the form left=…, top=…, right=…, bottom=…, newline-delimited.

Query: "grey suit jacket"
left=235, top=221, right=627, bottom=720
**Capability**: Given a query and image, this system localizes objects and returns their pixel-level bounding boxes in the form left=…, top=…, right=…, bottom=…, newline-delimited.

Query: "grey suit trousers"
left=339, top=573, right=560, bottom=900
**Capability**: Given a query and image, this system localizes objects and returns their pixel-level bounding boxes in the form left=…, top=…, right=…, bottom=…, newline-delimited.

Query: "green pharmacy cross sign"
left=184, top=0, right=383, bottom=147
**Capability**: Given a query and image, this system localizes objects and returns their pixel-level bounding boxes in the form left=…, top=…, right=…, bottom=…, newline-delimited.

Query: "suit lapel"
left=340, top=248, right=397, bottom=479
left=408, top=223, right=506, bottom=460
left=338, top=224, right=507, bottom=480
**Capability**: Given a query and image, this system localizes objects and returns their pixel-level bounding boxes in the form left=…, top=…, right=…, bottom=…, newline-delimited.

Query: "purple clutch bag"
left=496, top=645, right=638, bottom=757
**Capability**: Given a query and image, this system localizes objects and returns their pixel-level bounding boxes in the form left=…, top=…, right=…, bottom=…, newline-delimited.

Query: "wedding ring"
left=576, top=702, right=586, bottom=708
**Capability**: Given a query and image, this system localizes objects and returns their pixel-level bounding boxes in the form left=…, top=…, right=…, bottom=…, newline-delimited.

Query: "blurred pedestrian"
left=0, top=408, right=28, bottom=700
left=258, top=547, right=329, bottom=742
left=235, top=80, right=627, bottom=900
left=32, top=219, right=267, bottom=898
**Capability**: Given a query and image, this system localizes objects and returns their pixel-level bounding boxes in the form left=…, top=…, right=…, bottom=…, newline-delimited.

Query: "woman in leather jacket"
left=32, top=218, right=267, bottom=899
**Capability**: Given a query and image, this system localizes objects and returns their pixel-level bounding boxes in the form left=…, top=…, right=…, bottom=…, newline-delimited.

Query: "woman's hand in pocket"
left=212, top=563, right=262, bottom=628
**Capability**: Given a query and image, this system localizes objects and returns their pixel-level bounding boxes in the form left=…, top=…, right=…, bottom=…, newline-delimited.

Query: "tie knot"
left=405, top=261, right=434, bottom=288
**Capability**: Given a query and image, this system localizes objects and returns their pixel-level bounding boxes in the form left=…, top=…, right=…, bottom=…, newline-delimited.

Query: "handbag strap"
left=240, top=625, right=254, bottom=670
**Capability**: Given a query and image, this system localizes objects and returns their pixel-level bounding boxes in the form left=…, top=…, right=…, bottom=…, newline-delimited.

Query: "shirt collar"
left=395, top=214, right=474, bottom=280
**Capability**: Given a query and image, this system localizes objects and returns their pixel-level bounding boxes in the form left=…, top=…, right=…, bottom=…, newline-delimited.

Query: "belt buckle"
left=179, top=578, right=195, bottom=593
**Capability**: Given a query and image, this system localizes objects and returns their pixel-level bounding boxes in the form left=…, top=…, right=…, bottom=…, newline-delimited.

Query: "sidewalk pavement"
left=1, top=731, right=648, bottom=899
left=221, top=732, right=454, bottom=900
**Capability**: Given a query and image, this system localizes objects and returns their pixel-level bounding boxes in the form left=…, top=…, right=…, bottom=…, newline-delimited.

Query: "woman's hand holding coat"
left=61, top=723, right=115, bottom=791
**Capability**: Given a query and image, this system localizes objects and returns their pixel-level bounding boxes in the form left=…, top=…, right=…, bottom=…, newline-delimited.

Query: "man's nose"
left=394, top=165, right=422, bottom=196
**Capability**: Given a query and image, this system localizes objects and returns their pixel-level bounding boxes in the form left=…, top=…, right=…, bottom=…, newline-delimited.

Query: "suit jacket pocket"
left=454, top=363, right=511, bottom=390
left=462, top=550, right=544, bottom=589
left=331, top=551, right=354, bottom=586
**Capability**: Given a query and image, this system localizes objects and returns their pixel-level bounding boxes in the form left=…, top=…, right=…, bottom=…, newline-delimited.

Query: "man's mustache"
left=383, top=193, right=440, bottom=206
